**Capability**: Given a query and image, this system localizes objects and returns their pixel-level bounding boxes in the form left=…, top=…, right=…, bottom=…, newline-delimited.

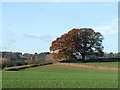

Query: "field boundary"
left=3, top=62, right=119, bottom=71
left=53, top=63, right=119, bottom=71
left=3, top=63, right=53, bottom=71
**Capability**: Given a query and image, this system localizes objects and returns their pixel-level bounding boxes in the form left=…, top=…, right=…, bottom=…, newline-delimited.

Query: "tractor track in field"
left=53, top=63, right=119, bottom=71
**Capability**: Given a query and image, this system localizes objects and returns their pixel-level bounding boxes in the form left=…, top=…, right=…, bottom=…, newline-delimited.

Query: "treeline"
left=45, top=52, right=120, bottom=62
left=1, top=51, right=120, bottom=69
left=102, top=52, right=120, bottom=58
left=1, top=51, right=50, bottom=61
left=76, top=52, right=120, bottom=59
left=1, top=51, right=120, bottom=61
left=1, top=51, right=51, bottom=69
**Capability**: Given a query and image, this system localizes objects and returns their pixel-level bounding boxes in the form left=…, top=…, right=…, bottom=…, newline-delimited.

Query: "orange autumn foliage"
left=50, top=28, right=104, bottom=60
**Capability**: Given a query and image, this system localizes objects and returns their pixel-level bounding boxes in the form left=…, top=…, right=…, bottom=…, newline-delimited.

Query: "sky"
left=1, top=2, right=118, bottom=54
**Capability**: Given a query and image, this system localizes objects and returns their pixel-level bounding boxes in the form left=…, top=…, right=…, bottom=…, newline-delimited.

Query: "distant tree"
left=117, top=52, right=120, bottom=58
left=50, top=28, right=104, bottom=61
left=109, top=52, right=113, bottom=58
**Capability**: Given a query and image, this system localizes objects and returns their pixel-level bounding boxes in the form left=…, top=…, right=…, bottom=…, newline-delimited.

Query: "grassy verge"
left=74, top=62, right=118, bottom=68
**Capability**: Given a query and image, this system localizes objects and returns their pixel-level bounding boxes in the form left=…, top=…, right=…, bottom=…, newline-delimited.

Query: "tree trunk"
left=82, top=54, right=85, bottom=60
left=81, top=54, right=86, bottom=63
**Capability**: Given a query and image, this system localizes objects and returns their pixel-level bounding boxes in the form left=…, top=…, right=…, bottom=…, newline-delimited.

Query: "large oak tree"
left=50, top=28, right=104, bottom=60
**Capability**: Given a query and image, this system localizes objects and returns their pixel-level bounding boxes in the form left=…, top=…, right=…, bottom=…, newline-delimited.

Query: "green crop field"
left=2, top=62, right=118, bottom=88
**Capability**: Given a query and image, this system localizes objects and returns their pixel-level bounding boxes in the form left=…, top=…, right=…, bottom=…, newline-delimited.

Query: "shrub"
left=2, top=60, right=28, bottom=69
left=28, top=61, right=39, bottom=64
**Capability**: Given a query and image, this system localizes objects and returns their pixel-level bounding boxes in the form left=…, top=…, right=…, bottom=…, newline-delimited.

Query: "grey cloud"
left=8, top=39, right=16, bottom=43
left=23, top=33, right=53, bottom=42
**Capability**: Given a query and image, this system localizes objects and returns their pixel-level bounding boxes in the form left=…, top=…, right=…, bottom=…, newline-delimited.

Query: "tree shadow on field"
left=59, top=58, right=120, bottom=63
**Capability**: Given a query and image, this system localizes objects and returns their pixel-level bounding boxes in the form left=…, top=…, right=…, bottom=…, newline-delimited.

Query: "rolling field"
left=2, top=62, right=118, bottom=88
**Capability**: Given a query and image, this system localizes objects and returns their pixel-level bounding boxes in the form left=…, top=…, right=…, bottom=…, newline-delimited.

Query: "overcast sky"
left=2, top=2, right=118, bottom=54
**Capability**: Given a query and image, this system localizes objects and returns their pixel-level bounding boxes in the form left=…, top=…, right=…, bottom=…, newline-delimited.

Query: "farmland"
left=68, top=61, right=118, bottom=68
left=2, top=62, right=118, bottom=88
left=77, top=62, right=118, bottom=68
